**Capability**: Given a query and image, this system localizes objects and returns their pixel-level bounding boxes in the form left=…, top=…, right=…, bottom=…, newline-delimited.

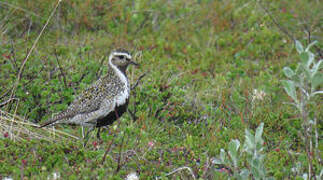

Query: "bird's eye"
left=117, top=55, right=124, bottom=59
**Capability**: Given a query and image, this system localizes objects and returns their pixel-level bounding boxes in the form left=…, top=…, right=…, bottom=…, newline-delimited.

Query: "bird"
left=40, top=49, right=138, bottom=141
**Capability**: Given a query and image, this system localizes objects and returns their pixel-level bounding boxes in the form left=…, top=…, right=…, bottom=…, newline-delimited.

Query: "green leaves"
left=311, top=60, right=322, bottom=77
left=244, top=128, right=255, bottom=152
left=295, top=40, right=316, bottom=68
left=300, top=51, right=315, bottom=68
left=300, top=52, right=309, bottom=66
left=305, top=40, right=317, bottom=52
left=220, top=149, right=228, bottom=164
left=255, top=123, right=264, bottom=146
left=311, top=73, right=323, bottom=91
left=213, top=123, right=270, bottom=180
left=212, top=141, right=240, bottom=168
left=212, top=157, right=223, bottom=165
left=283, top=40, right=322, bottom=105
left=243, top=123, right=267, bottom=180
left=281, top=80, right=297, bottom=103
left=228, top=139, right=240, bottom=167
left=283, top=67, right=295, bottom=78
left=283, top=40, right=322, bottom=178
left=243, top=123, right=265, bottom=154
left=295, top=40, right=304, bottom=54
left=311, top=60, right=323, bottom=91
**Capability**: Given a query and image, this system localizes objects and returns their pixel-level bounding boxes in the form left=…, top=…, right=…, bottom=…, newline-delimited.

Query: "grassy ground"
left=0, top=0, right=322, bottom=179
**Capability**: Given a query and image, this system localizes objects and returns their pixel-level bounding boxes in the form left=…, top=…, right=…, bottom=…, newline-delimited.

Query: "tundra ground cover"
left=0, top=0, right=322, bottom=179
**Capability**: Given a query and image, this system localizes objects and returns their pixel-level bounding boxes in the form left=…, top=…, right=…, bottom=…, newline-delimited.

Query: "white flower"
left=252, top=89, right=266, bottom=102
left=47, top=172, right=60, bottom=180
left=3, top=177, right=13, bottom=180
left=125, top=172, right=139, bottom=180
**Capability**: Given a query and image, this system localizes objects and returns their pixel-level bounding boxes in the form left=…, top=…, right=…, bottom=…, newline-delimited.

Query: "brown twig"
left=257, top=0, right=295, bottom=41
left=101, top=136, right=115, bottom=165
left=54, top=49, right=68, bottom=88
left=115, top=133, right=126, bottom=173
left=128, top=73, right=146, bottom=121
left=131, top=73, right=146, bottom=90
left=258, top=0, right=323, bottom=58
left=10, top=40, right=18, bottom=70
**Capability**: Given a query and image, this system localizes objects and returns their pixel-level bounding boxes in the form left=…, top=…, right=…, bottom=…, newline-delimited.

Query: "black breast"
left=96, top=99, right=129, bottom=127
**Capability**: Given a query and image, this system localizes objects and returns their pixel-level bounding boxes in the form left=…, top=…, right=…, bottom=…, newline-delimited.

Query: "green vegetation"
left=0, top=0, right=322, bottom=179
left=282, top=41, right=322, bottom=179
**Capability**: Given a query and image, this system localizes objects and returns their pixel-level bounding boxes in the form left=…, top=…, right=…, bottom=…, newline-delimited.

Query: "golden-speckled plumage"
left=40, top=50, right=137, bottom=128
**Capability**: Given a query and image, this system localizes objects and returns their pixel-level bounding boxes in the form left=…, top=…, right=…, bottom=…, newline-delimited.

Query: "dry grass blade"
left=9, top=0, right=63, bottom=105
left=155, top=166, right=196, bottom=180
left=0, top=110, right=79, bottom=143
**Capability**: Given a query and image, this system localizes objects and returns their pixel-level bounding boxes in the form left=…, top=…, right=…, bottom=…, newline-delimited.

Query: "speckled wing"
left=40, top=75, right=116, bottom=127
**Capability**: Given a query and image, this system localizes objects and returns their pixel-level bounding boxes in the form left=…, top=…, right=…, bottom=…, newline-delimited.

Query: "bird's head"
left=109, top=50, right=139, bottom=71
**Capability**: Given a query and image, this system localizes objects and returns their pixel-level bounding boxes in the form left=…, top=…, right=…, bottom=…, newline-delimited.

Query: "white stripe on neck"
left=108, top=56, right=130, bottom=106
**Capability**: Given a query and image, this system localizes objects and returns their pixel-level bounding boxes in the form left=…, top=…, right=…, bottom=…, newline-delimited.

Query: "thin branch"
left=257, top=0, right=295, bottom=41
left=128, top=73, right=146, bottom=121
left=127, top=108, right=137, bottom=121
left=155, top=166, right=196, bottom=180
left=54, top=49, right=68, bottom=88
left=115, top=133, right=126, bottom=173
left=9, top=0, right=63, bottom=103
left=9, top=40, right=18, bottom=70
left=314, top=116, right=322, bottom=165
left=131, top=73, right=146, bottom=90
left=101, top=136, right=115, bottom=164
left=0, top=98, right=18, bottom=108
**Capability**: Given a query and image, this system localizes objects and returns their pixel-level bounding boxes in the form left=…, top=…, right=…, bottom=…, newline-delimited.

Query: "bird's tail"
left=39, top=119, right=57, bottom=128
left=39, top=112, right=69, bottom=128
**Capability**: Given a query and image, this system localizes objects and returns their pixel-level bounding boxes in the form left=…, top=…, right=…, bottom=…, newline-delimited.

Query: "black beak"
left=130, top=60, right=139, bottom=66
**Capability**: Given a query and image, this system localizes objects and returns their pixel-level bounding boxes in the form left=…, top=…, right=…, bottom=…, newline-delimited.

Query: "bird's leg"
left=83, top=126, right=95, bottom=148
left=96, top=127, right=101, bottom=140
left=82, top=126, right=85, bottom=139
left=114, top=109, right=119, bottom=119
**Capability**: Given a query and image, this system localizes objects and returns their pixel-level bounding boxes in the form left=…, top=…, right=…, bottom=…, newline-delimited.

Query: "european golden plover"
left=40, top=50, right=138, bottom=140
